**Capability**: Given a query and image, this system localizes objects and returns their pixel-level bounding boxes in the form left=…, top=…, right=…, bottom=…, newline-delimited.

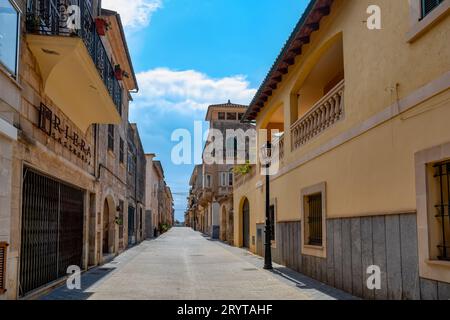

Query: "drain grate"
left=242, top=268, right=258, bottom=271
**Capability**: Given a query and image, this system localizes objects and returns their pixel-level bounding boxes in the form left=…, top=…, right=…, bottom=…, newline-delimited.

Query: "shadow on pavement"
left=40, top=267, right=115, bottom=300
left=271, top=267, right=358, bottom=300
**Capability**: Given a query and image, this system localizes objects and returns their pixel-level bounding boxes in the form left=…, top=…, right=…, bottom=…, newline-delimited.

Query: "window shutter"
left=422, top=0, right=444, bottom=17
left=0, top=242, right=8, bottom=294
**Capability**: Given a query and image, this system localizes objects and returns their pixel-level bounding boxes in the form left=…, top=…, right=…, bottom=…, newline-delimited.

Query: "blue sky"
left=103, top=0, right=309, bottom=221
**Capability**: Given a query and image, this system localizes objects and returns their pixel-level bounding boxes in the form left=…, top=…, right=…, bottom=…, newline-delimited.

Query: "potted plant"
left=95, top=18, right=111, bottom=36
left=114, top=64, right=123, bottom=80
left=26, top=13, right=41, bottom=32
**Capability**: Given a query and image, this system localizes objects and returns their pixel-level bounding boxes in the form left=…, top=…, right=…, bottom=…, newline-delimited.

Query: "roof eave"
left=242, top=0, right=333, bottom=122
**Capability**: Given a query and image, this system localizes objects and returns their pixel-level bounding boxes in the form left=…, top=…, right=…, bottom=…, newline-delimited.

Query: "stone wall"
left=0, top=137, right=13, bottom=301
left=256, top=213, right=450, bottom=300
left=4, top=32, right=100, bottom=299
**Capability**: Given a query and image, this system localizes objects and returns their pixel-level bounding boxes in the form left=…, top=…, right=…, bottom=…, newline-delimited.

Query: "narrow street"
left=41, top=228, right=355, bottom=300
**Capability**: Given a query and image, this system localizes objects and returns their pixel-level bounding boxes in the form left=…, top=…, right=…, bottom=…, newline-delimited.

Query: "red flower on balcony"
left=114, top=65, right=130, bottom=81
left=114, top=65, right=123, bottom=80
left=95, top=18, right=110, bottom=36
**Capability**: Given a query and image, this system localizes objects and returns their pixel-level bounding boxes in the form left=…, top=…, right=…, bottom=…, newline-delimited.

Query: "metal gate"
left=20, top=168, right=84, bottom=297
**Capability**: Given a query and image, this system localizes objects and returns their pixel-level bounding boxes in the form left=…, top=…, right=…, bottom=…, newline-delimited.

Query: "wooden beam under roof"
left=243, top=0, right=334, bottom=121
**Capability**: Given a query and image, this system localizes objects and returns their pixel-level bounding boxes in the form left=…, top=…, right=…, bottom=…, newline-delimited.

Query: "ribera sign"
left=37, top=103, right=92, bottom=164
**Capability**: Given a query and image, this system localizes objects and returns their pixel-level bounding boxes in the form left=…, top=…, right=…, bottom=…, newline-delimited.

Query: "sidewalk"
left=41, top=228, right=356, bottom=300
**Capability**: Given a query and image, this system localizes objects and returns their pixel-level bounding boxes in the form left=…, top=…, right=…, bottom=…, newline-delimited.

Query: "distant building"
left=145, top=156, right=174, bottom=238
left=186, top=101, right=254, bottom=242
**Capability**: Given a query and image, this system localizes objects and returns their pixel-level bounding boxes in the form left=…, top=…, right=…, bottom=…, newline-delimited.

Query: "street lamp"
left=262, top=141, right=273, bottom=270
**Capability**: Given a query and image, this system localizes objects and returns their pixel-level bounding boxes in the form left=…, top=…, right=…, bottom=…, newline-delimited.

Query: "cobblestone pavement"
left=41, top=228, right=356, bottom=300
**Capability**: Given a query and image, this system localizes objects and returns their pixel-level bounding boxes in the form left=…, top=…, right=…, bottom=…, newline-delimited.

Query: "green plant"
left=115, top=216, right=123, bottom=226
left=233, top=161, right=252, bottom=175
left=159, top=223, right=171, bottom=234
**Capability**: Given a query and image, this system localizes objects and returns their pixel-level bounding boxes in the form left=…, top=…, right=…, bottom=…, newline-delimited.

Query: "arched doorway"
left=102, top=199, right=110, bottom=254
left=242, top=198, right=250, bottom=248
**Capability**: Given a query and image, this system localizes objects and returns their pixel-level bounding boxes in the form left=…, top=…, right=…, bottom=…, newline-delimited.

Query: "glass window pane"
left=0, top=0, right=19, bottom=75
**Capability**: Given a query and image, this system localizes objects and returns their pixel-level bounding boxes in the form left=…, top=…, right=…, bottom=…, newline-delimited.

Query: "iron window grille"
left=25, top=0, right=123, bottom=113
left=107, top=125, right=114, bottom=152
left=433, top=161, right=450, bottom=261
left=307, top=193, right=323, bottom=246
left=422, top=0, right=444, bottom=18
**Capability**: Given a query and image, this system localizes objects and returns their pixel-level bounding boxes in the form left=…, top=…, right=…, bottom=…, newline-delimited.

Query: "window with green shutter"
left=422, top=0, right=444, bottom=18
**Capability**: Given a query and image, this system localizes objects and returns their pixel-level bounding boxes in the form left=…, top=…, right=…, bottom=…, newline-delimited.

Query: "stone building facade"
left=233, top=0, right=450, bottom=300
left=0, top=0, right=145, bottom=299
left=145, top=155, right=174, bottom=237
left=126, top=123, right=146, bottom=247
left=186, top=102, right=253, bottom=243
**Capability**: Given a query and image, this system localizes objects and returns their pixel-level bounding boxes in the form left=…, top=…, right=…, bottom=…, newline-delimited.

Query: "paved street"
left=41, top=228, right=355, bottom=300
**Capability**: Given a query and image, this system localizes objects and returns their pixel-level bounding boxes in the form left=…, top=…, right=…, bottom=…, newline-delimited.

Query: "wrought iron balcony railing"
left=26, top=0, right=122, bottom=114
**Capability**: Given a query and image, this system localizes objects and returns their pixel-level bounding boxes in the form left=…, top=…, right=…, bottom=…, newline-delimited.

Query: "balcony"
left=291, top=80, right=344, bottom=150
left=218, top=186, right=232, bottom=196
left=272, top=133, right=285, bottom=161
left=25, top=0, right=122, bottom=132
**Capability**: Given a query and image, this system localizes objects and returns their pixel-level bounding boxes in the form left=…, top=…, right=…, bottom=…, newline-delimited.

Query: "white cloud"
left=102, top=0, right=162, bottom=29
left=133, top=68, right=257, bottom=113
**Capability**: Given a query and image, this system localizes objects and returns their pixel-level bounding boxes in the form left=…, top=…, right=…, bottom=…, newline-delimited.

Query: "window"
left=127, top=150, right=135, bottom=174
left=205, top=174, right=212, bottom=188
left=226, top=112, right=237, bottom=120
left=225, top=137, right=238, bottom=161
left=228, top=172, right=233, bottom=186
left=0, top=0, right=20, bottom=77
left=108, top=125, right=114, bottom=151
left=422, top=0, right=444, bottom=18
left=218, top=112, right=225, bottom=120
left=220, top=172, right=227, bottom=187
left=238, top=113, right=244, bottom=121
left=119, top=138, right=124, bottom=163
left=431, top=161, right=450, bottom=261
left=305, top=193, right=323, bottom=246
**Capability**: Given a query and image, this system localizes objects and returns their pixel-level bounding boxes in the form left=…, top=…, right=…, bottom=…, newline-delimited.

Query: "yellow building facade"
left=234, top=0, right=450, bottom=299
